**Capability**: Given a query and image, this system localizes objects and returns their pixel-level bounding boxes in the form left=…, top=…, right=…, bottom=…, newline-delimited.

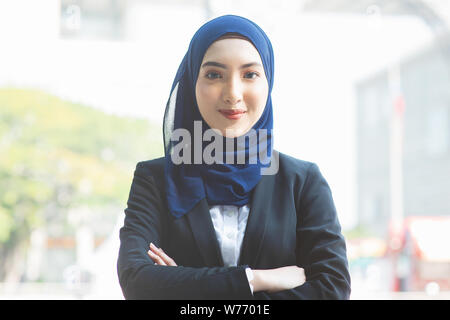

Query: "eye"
left=205, top=71, right=222, bottom=80
left=244, top=72, right=259, bottom=79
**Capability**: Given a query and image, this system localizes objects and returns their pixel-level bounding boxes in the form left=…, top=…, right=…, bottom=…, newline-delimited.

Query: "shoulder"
left=275, top=151, right=328, bottom=196
left=134, top=156, right=165, bottom=181
left=277, top=150, right=318, bottom=179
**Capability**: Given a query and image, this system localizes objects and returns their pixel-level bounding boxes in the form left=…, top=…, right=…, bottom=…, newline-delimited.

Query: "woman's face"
left=195, top=38, right=269, bottom=138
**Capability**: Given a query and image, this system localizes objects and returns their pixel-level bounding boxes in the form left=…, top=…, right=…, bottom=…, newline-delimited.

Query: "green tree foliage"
left=0, top=87, right=164, bottom=280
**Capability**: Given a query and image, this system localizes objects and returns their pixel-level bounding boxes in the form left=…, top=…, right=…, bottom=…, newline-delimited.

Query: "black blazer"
left=117, top=151, right=351, bottom=300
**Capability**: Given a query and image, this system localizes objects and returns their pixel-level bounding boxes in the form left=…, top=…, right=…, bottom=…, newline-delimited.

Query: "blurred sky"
left=0, top=0, right=435, bottom=232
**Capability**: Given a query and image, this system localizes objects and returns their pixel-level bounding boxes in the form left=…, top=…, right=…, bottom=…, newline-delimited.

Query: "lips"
left=219, top=109, right=246, bottom=120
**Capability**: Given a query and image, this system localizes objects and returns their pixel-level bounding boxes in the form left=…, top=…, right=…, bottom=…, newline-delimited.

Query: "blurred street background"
left=0, top=0, right=449, bottom=299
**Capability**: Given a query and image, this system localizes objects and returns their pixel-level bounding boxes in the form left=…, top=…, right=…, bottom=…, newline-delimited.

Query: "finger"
left=147, top=250, right=167, bottom=266
left=154, top=246, right=177, bottom=266
left=159, top=250, right=177, bottom=266
left=149, top=243, right=177, bottom=266
left=149, top=243, right=170, bottom=264
left=300, top=268, right=306, bottom=283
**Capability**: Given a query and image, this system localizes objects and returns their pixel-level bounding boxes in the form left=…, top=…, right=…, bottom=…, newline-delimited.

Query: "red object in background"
left=388, top=216, right=450, bottom=292
left=393, top=95, right=405, bottom=116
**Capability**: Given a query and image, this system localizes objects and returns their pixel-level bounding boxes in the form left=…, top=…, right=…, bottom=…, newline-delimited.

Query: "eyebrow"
left=201, top=61, right=262, bottom=69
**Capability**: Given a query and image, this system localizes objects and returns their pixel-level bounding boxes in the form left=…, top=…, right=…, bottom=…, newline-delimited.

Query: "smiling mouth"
left=219, top=109, right=246, bottom=120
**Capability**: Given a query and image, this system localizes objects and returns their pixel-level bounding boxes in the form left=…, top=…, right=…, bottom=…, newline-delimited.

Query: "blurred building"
left=355, top=32, right=450, bottom=236
left=302, top=0, right=450, bottom=235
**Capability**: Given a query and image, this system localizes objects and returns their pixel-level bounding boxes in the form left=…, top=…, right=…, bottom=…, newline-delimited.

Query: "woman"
left=117, top=14, right=351, bottom=300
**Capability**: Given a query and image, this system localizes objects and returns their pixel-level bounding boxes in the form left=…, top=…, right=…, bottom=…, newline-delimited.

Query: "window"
left=60, top=0, right=125, bottom=40
left=426, top=106, right=449, bottom=156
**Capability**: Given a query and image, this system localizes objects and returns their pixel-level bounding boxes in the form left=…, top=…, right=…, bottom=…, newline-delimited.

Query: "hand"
left=147, top=242, right=178, bottom=266
left=252, top=266, right=305, bottom=293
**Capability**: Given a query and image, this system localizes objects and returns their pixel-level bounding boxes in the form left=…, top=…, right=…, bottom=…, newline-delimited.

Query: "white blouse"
left=208, top=204, right=254, bottom=294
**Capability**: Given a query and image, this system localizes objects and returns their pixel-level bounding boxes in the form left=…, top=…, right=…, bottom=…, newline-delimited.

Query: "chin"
left=224, top=127, right=250, bottom=138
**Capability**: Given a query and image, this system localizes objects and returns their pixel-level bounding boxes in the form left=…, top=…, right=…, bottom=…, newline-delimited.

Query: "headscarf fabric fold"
left=163, top=15, right=275, bottom=218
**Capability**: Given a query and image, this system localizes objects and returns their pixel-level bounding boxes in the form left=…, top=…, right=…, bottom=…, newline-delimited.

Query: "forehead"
left=202, top=38, right=262, bottom=62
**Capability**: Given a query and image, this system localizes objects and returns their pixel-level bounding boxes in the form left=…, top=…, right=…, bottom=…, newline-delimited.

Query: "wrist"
left=250, top=269, right=269, bottom=293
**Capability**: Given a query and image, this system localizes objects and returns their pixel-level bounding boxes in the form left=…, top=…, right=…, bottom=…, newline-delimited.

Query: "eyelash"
left=205, top=71, right=259, bottom=80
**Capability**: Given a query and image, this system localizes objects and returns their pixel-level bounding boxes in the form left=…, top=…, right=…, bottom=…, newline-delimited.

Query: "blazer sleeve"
left=117, top=162, right=254, bottom=300
left=252, top=162, right=351, bottom=300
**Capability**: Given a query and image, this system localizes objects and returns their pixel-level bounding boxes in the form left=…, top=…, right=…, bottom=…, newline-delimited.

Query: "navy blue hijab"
left=163, top=15, right=274, bottom=218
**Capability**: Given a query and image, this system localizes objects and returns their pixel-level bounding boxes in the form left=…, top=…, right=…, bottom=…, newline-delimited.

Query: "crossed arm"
left=147, top=242, right=306, bottom=294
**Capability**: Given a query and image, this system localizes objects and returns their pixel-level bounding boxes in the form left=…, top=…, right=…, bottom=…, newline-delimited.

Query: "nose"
left=223, top=75, right=243, bottom=106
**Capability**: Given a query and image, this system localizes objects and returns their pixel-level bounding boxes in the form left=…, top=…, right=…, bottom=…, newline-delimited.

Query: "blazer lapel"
left=186, top=198, right=224, bottom=267
left=238, top=171, right=276, bottom=267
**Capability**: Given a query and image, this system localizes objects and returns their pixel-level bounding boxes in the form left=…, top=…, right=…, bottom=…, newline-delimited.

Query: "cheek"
left=196, top=82, right=219, bottom=107
left=246, top=82, right=268, bottom=114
